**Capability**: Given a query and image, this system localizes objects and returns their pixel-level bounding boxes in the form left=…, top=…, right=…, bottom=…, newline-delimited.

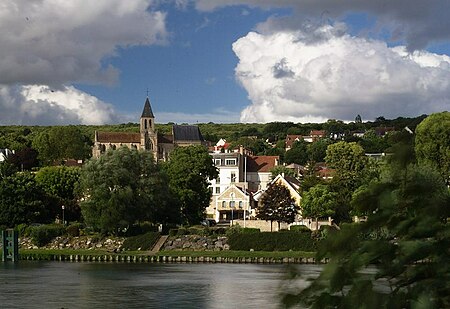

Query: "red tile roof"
left=247, top=155, right=279, bottom=173
left=285, top=135, right=302, bottom=148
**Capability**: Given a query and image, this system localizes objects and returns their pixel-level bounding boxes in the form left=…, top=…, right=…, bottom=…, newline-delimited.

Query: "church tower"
left=140, top=97, right=158, bottom=159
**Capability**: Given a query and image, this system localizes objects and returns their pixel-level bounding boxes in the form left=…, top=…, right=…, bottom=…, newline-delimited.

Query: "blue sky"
left=0, top=1, right=449, bottom=125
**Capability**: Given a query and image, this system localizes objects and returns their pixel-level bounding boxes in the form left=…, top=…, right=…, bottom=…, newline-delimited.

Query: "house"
left=246, top=155, right=279, bottom=191
left=92, top=97, right=205, bottom=161
left=206, top=146, right=280, bottom=222
left=285, top=135, right=302, bottom=151
left=0, top=148, right=14, bottom=162
left=212, top=184, right=250, bottom=222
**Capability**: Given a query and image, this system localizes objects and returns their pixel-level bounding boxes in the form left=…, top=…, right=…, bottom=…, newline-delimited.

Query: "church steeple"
left=141, top=97, right=154, bottom=118
left=140, top=97, right=155, bottom=133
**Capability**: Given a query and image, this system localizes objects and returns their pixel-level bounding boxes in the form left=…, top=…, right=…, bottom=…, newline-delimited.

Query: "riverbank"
left=19, top=249, right=321, bottom=264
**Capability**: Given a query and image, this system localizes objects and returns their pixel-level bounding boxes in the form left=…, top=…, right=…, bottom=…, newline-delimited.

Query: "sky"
left=0, top=0, right=449, bottom=125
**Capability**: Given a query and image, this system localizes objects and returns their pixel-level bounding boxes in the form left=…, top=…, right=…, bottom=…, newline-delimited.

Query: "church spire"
left=141, top=97, right=154, bottom=118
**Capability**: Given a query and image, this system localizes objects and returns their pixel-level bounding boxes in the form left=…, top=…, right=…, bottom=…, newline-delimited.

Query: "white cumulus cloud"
left=233, top=25, right=450, bottom=123
left=0, top=0, right=167, bottom=125
left=0, top=85, right=121, bottom=125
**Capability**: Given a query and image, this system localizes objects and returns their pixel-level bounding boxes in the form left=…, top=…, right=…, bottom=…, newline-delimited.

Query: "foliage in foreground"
left=281, top=158, right=450, bottom=308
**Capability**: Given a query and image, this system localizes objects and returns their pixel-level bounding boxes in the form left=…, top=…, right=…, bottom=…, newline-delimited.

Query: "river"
left=1, top=262, right=321, bottom=308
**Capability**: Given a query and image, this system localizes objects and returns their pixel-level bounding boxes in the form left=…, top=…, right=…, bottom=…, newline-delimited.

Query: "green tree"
left=270, top=165, right=295, bottom=178
left=35, top=166, right=82, bottom=222
left=257, top=182, right=298, bottom=231
left=301, top=184, right=337, bottom=230
left=307, top=138, right=332, bottom=163
left=32, top=126, right=91, bottom=165
left=0, top=172, right=51, bottom=226
left=164, top=145, right=218, bottom=225
left=282, top=158, right=450, bottom=308
left=78, top=147, right=176, bottom=235
left=415, top=111, right=450, bottom=182
left=325, top=141, right=370, bottom=222
left=285, top=140, right=308, bottom=165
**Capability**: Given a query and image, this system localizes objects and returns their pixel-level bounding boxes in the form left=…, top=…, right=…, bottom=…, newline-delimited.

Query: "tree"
left=78, top=147, right=176, bottom=235
left=32, top=126, right=91, bottom=165
left=301, top=184, right=337, bottom=230
left=35, top=166, right=82, bottom=222
left=164, top=145, right=218, bottom=225
left=285, top=140, right=308, bottom=165
left=270, top=165, right=295, bottom=178
left=325, top=141, right=370, bottom=223
left=282, top=156, right=450, bottom=308
left=415, top=111, right=450, bottom=182
left=307, top=138, right=332, bottom=163
left=257, top=182, right=298, bottom=231
left=0, top=172, right=51, bottom=227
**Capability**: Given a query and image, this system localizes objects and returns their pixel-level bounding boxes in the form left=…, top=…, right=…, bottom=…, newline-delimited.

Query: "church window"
left=144, top=119, right=148, bottom=130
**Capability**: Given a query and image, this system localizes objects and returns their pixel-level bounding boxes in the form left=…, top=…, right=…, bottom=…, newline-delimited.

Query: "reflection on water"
left=0, top=262, right=322, bottom=308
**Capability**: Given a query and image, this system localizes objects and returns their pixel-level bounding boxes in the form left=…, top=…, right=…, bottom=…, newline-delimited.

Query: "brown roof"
left=158, top=134, right=173, bottom=144
left=96, top=132, right=141, bottom=143
left=310, top=130, right=326, bottom=137
left=247, top=156, right=279, bottom=173
left=285, top=135, right=302, bottom=148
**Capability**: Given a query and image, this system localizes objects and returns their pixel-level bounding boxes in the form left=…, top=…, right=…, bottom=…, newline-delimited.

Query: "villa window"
left=215, top=159, right=221, bottom=166
left=239, top=201, right=243, bottom=209
left=215, top=187, right=220, bottom=194
left=229, top=201, right=235, bottom=208
left=222, top=201, right=226, bottom=208
left=230, top=172, right=236, bottom=183
left=225, top=158, right=237, bottom=165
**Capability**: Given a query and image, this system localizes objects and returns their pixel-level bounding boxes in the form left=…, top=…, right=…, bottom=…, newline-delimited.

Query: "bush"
left=15, top=223, right=30, bottom=237
left=66, top=224, right=81, bottom=237
left=30, top=224, right=66, bottom=247
left=121, top=232, right=161, bottom=251
left=228, top=231, right=316, bottom=251
left=289, top=225, right=311, bottom=233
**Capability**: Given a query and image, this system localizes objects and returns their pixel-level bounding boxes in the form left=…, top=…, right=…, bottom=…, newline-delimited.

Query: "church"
left=92, top=97, right=205, bottom=161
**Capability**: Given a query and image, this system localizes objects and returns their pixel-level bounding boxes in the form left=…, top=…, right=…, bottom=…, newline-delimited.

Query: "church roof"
left=141, top=97, right=154, bottom=118
left=173, top=125, right=204, bottom=141
left=158, top=133, right=173, bottom=144
left=96, top=132, right=141, bottom=143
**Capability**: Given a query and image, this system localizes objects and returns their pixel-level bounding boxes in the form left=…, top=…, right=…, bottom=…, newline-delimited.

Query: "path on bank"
left=147, top=235, right=168, bottom=255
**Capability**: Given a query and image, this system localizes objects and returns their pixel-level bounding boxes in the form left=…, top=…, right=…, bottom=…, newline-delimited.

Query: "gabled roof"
left=158, top=133, right=174, bottom=144
left=173, top=125, right=204, bottom=141
left=310, top=130, right=326, bottom=137
left=96, top=132, right=141, bottom=143
left=247, top=155, right=279, bottom=173
left=285, top=134, right=303, bottom=148
left=141, top=97, right=154, bottom=118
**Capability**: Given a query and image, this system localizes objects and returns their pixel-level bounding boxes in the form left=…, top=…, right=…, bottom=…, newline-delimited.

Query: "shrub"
left=30, top=224, right=66, bottom=247
left=66, top=224, right=81, bottom=237
left=289, top=225, right=311, bottom=233
left=15, top=223, right=30, bottom=237
left=121, top=232, right=161, bottom=251
left=228, top=231, right=316, bottom=251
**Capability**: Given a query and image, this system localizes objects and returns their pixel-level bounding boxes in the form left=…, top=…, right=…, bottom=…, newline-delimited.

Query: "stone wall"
left=162, top=235, right=229, bottom=251
left=19, top=236, right=125, bottom=251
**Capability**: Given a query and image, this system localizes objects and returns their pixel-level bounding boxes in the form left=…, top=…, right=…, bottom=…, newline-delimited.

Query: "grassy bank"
left=19, top=248, right=315, bottom=260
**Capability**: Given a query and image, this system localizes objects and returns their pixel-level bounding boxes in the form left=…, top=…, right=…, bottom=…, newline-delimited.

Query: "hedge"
left=30, top=224, right=66, bottom=247
left=121, top=232, right=161, bottom=251
left=228, top=231, right=316, bottom=252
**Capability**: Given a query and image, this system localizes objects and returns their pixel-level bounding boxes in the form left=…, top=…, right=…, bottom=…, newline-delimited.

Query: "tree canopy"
left=415, top=111, right=450, bottom=182
left=164, top=145, right=218, bottom=225
left=78, top=147, right=177, bottom=235
left=257, top=182, right=298, bottom=231
left=301, top=184, right=337, bottom=230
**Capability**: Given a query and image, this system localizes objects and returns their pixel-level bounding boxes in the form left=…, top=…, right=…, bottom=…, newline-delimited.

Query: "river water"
left=0, top=262, right=321, bottom=308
